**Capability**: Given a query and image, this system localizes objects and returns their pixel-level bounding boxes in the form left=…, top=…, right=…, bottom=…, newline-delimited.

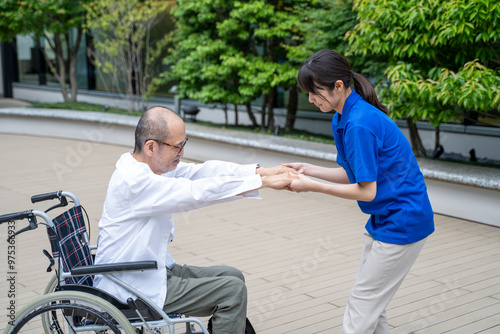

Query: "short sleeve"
left=344, top=125, right=380, bottom=183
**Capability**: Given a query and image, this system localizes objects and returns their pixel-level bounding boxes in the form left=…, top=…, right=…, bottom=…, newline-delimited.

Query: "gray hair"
left=133, top=107, right=175, bottom=153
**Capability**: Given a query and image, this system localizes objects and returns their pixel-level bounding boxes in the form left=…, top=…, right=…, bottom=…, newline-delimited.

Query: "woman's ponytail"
left=352, top=71, right=389, bottom=114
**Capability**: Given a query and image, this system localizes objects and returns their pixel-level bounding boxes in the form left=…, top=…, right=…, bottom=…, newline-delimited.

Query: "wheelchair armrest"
left=70, top=261, right=158, bottom=276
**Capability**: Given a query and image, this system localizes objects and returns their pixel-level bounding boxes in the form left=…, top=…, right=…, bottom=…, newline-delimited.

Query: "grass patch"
left=32, top=101, right=143, bottom=116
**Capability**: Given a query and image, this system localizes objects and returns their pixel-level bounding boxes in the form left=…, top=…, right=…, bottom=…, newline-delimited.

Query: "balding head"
left=133, top=106, right=183, bottom=154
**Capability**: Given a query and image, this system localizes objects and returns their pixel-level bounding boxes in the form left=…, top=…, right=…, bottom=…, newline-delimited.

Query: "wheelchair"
left=1, top=190, right=209, bottom=334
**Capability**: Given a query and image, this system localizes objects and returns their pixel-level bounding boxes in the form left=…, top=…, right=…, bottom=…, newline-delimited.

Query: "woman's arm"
left=290, top=174, right=376, bottom=202
left=282, top=163, right=351, bottom=184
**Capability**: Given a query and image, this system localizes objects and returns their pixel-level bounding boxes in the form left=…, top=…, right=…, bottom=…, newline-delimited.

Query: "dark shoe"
left=207, top=317, right=256, bottom=334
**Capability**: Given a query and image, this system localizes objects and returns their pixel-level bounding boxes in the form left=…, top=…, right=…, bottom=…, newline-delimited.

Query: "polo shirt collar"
left=337, top=89, right=362, bottom=130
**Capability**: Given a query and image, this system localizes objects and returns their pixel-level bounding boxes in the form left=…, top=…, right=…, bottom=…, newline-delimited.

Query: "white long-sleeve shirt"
left=93, top=152, right=262, bottom=307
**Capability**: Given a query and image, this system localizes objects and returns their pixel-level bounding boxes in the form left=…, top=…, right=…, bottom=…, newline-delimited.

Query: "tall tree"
left=161, top=0, right=322, bottom=130
left=349, top=0, right=500, bottom=156
left=217, top=0, right=291, bottom=130
left=286, top=0, right=388, bottom=130
left=158, top=0, right=241, bottom=124
left=0, top=0, right=90, bottom=101
left=85, top=0, right=170, bottom=112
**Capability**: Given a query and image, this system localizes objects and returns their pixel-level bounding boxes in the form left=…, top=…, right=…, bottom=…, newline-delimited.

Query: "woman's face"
left=308, top=80, right=349, bottom=114
left=308, top=87, right=339, bottom=113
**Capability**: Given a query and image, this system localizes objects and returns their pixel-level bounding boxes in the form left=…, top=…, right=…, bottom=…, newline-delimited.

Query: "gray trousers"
left=341, top=231, right=427, bottom=334
left=164, top=264, right=247, bottom=334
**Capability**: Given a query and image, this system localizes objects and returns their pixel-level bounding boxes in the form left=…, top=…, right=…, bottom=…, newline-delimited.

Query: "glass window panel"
left=16, top=35, right=39, bottom=84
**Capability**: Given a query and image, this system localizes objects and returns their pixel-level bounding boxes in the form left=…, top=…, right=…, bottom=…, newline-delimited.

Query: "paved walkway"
left=1, top=134, right=500, bottom=333
left=0, top=97, right=31, bottom=108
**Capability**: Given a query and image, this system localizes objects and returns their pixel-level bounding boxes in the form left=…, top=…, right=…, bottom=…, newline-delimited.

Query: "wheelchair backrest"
left=47, top=205, right=93, bottom=286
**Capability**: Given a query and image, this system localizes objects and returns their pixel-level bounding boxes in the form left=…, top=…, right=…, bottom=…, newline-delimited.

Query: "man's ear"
left=143, top=140, right=156, bottom=157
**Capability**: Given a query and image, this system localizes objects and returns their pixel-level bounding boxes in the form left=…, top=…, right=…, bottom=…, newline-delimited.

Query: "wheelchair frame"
left=1, top=190, right=209, bottom=334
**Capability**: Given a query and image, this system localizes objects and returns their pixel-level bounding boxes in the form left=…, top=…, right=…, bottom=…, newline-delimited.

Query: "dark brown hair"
left=297, top=49, right=388, bottom=114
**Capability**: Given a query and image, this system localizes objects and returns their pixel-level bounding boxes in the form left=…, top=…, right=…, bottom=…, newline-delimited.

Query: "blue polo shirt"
left=332, top=90, right=434, bottom=244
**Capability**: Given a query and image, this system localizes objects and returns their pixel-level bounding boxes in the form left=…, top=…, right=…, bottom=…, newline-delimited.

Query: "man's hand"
left=261, top=172, right=298, bottom=190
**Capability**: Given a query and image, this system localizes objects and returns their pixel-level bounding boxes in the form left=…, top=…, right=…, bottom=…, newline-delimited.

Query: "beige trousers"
left=341, top=231, right=427, bottom=334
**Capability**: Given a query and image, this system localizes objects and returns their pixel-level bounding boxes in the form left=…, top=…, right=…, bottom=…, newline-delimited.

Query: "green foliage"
left=384, top=60, right=500, bottom=126
left=350, top=0, right=500, bottom=126
left=0, top=0, right=90, bottom=101
left=160, top=0, right=387, bottom=130
left=0, top=0, right=89, bottom=41
left=159, top=0, right=332, bottom=127
left=287, top=0, right=387, bottom=78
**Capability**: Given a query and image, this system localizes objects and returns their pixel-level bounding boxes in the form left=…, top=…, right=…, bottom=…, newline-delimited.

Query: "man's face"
left=151, top=119, right=187, bottom=174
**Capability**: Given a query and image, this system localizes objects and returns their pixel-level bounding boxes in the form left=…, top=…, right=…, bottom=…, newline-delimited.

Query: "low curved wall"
left=1, top=108, right=499, bottom=227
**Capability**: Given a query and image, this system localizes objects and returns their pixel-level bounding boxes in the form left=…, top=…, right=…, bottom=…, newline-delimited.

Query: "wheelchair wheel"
left=43, top=274, right=58, bottom=295
left=10, top=303, right=120, bottom=334
left=40, top=274, right=59, bottom=333
left=4, top=291, right=135, bottom=334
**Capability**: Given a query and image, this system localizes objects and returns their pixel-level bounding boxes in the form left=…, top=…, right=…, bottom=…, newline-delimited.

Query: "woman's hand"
left=257, top=164, right=298, bottom=176
left=289, top=174, right=317, bottom=193
left=261, top=172, right=298, bottom=190
left=281, top=162, right=308, bottom=174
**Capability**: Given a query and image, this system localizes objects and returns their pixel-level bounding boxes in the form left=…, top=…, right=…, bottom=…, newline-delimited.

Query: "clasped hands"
left=257, top=163, right=311, bottom=192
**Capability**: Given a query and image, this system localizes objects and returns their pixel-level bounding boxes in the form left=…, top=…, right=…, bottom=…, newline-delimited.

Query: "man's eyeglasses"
left=145, top=138, right=188, bottom=153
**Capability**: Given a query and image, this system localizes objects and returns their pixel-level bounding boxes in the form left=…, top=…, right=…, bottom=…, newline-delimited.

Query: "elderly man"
left=93, top=106, right=294, bottom=333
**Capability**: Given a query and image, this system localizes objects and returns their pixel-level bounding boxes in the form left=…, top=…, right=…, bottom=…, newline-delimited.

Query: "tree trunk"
left=67, top=55, right=78, bottom=102
left=39, top=34, right=69, bottom=102
left=285, top=84, right=298, bottom=131
left=260, top=93, right=268, bottom=130
left=54, top=34, right=69, bottom=102
left=223, top=104, right=228, bottom=125
left=434, top=125, right=440, bottom=151
left=127, top=31, right=135, bottom=112
left=246, top=103, right=258, bottom=127
left=267, top=88, right=275, bottom=130
left=234, top=104, right=239, bottom=126
left=406, top=118, right=427, bottom=157
left=37, top=35, right=65, bottom=101
left=38, top=28, right=83, bottom=102
left=68, top=28, right=84, bottom=102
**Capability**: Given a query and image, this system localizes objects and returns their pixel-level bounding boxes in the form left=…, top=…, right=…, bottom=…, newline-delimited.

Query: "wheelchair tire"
left=4, top=291, right=135, bottom=334
left=43, top=274, right=58, bottom=295
left=9, top=303, right=120, bottom=334
left=40, top=274, right=59, bottom=333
